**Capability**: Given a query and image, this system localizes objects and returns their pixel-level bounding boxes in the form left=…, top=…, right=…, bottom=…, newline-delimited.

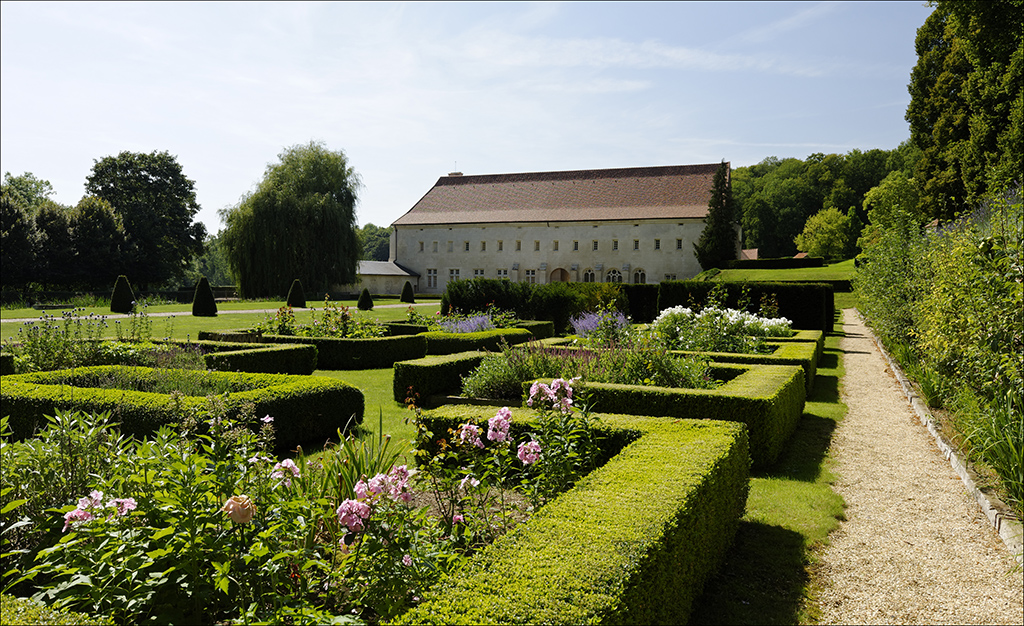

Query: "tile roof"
left=392, top=163, right=725, bottom=226
left=357, top=261, right=419, bottom=277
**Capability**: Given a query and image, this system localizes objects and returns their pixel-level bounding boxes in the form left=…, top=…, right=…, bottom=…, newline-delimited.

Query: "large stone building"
left=388, top=162, right=730, bottom=295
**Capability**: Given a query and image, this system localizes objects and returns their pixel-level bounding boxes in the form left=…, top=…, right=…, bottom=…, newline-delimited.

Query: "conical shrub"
left=357, top=287, right=374, bottom=311
left=286, top=279, right=306, bottom=308
left=400, top=280, right=415, bottom=303
left=192, top=276, right=218, bottom=317
left=110, top=275, right=135, bottom=313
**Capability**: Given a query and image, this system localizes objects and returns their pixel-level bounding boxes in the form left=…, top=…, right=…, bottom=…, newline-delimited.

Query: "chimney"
left=448, top=171, right=463, bottom=177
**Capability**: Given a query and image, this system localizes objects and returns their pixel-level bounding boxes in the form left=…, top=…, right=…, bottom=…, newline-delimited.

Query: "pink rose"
left=221, top=495, right=256, bottom=524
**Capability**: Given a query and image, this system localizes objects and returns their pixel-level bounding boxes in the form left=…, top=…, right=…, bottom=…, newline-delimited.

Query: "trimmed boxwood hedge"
left=211, top=333, right=429, bottom=370
left=542, top=362, right=804, bottom=468
left=185, top=340, right=318, bottom=375
left=1, top=594, right=111, bottom=626
left=393, top=351, right=486, bottom=405
left=394, top=406, right=749, bottom=625
left=671, top=339, right=820, bottom=394
left=657, top=281, right=834, bottom=333
left=0, top=366, right=363, bottom=450
left=421, top=328, right=533, bottom=355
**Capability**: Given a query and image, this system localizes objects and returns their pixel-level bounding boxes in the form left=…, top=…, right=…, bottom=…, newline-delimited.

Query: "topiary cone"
left=286, top=279, right=306, bottom=308
left=357, top=287, right=374, bottom=311
left=192, top=276, right=218, bottom=317
left=110, top=275, right=135, bottom=313
left=400, top=280, right=415, bottom=303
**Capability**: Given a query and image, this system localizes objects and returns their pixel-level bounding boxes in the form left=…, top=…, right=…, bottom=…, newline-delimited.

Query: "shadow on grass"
left=689, top=521, right=809, bottom=625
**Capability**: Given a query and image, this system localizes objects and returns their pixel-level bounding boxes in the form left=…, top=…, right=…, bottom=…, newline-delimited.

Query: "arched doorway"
left=549, top=267, right=570, bottom=283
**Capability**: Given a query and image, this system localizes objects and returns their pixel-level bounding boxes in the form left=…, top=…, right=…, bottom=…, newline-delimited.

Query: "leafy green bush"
left=0, top=595, right=111, bottom=626
left=856, top=185, right=1023, bottom=512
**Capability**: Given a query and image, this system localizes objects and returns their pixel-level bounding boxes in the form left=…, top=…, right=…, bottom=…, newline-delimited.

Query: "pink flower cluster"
left=487, top=407, right=511, bottom=443
left=271, top=458, right=301, bottom=488
left=458, top=423, right=484, bottom=448
left=354, top=465, right=414, bottom=504
left=337, top=465, right=415, bottom=533
left=517, top=440, right=542, bottom=465
left=527, top=377, right=580, bottom=414
left=336, top=499, right=371, bottom=532
left=63, top=490, right=137, bottom=532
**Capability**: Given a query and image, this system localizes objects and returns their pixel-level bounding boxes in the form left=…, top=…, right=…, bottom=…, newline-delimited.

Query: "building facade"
left=389, top=163, right=729, bottom=294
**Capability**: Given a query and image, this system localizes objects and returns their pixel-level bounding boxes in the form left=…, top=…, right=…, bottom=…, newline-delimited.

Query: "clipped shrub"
left=395, top=408, right=749, bottom=625
left=400, top=280, right=415, bottom=303
left=621, top=283, right=660, bottom=323
left=255, top=333, right=427, bottom=370
left=110, top=275, right=135, bottom=314
left=285, top=279, right=306, bottom=308
left=357, top=287, right=373, bottom=311
left=421, top=327, right=533, bottom=355
left=191, top=276, right=218, bottom=317
left=0, top=366, right=364, bottom=450
left=393, top=351, right=487, bottom=404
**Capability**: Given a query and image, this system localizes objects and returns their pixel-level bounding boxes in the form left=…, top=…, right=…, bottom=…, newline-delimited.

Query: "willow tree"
left=220, top=142, right=361, bottom=298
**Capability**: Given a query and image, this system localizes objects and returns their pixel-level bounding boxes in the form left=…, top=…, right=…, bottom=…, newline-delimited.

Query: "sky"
left=1, top=1, right=933, bottom=235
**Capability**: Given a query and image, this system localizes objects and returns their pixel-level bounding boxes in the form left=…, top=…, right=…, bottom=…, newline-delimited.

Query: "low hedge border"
left=421, top=328, right=534, bottom=355
left=671, top=339, right=820, bottom=394
left=261, top=334, right=428, bottom=370
left=0, top=351, right=14, bottom=376
left=394, top=407, right=749, bottom=625
left=514, top=320, right=555, bottom=340
left=393, top=352, right=486, bottom=404
left=153, top=339, right=317, bottom=375
left=541, top=362, right=805, bottom=469
left=0, top=366, right=363, bottom=450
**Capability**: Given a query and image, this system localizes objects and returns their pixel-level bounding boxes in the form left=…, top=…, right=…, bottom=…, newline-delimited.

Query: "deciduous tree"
left=85, top=151, right=206, bottom=289
left=220, top=141, right=361, bottom=298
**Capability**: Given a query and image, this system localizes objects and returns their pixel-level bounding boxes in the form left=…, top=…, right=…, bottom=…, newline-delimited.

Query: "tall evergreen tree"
left=693, top=161, right=737, bottom=270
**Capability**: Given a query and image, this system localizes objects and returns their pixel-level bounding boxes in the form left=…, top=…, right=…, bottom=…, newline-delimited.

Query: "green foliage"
left=857, top=185, right=1023, bottom=511
left=906, top=1, right=1023, bottom=221
left=32, top=201, right=75, bottom=289
left=2, top=172, right=54, bottom=214
left=220, top=141, right=361, bottom=298
left=191, top=276, right=218, bottom=317
left=183, top=231, right=234, bottom=289
left=357, top=287, right=374, bottom=311
left=0, top=186, right=37, bottom=289
left=358, top=223, right=391, bottom=261
left=694, top=161, right=737, bottom=270
left=658, top=280, right=834, bottom=333
left=421, top=328, right=533, bottom=356
left=70, top=196, right=125, bottom=290
left=5, top=309, right=108, bottom=373
left=1, top=594, right=112, bottom=626
left=794, top=206, right=857, bottom=260
left=109, top=275, right=135, bottom=314
left=400, top=280, right=415, bottom=304
left=285, top=279, right=306, bottom=308
left=86, top=151, right=205, bottom=289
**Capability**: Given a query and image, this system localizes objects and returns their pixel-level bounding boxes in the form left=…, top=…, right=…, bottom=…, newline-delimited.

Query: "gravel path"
left=816, top=310, right=1023, bottom=625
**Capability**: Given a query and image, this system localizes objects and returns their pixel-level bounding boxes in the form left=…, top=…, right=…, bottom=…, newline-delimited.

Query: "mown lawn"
left=0, top=301, right=441, bottom=343
left=713, top=259, right=856, bottom=283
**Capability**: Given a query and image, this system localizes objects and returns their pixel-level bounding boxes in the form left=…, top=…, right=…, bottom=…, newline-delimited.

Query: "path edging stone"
left=855, top=310, right=1023, bottom=564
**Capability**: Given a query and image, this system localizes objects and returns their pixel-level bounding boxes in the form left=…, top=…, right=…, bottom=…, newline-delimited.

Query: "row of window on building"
left=418, top=238, right=685, bottom=253
left=424, top=268, right=679, bottom=288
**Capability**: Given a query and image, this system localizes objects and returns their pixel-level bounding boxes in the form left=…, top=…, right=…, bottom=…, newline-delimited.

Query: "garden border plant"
left=0, top=366, right=363, bottom=450
left=393, top=406, right=750, bottom=625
